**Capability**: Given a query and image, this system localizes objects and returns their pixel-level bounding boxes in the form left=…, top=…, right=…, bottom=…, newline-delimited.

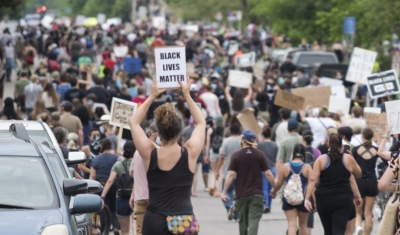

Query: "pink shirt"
left=130, top=144, right=159, bottom=201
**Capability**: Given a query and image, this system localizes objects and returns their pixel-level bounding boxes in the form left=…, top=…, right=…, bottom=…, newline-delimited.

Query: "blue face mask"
left=39, top=76, right=45, bottom=81
left=211, top=84, right=217, bottom=90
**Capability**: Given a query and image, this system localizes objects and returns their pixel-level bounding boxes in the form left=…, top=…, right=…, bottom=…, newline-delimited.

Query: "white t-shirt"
left=275, top=121, right=289, bottom=146
left=306, top=117, right=336, bottom=148
left=200, top=92, right=219, bottom=117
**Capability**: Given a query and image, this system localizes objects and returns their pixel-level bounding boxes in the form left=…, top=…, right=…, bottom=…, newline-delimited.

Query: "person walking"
left=304, top=133, right=362, bottom=235
left=129, top=78, right=205, bottom=235
left=101, top=141, right=136, bottom=235
left=221, top=129, right=275, bottom=235
left=270, top=144, right=312, bottom=235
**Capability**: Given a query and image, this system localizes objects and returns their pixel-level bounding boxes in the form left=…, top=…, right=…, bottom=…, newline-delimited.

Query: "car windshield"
left=0, top=156, right=59, bottom=209
left=296, top=54, right=337, bottom=66
left=27, top=130, right=52, bottom=146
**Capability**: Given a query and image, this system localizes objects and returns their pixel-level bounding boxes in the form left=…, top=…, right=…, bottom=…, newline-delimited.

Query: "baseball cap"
left=241, top=129, right=257, bottom=146
left=96, top=115, right=111, bottom=125
left=190, top=84, right=198, bottom=92
left=288, top=119, right=299, bottom=130
left=51, top=112, right=61, bottom=121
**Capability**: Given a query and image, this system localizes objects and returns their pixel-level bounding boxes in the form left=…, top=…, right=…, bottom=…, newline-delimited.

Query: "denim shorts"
left=116, top=197, right=133, bottom=217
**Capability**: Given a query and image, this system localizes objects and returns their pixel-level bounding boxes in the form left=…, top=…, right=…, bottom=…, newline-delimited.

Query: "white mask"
left=99, top=126, right=105, bottom=134
left=156, top=136, right=162, bottom=146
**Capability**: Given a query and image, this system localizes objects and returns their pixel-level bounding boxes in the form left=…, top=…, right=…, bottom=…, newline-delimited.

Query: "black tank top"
left=353, top=146, right=379, bottom=179
left=146, top=147, right=194, bottom=215
left=315, top=154, right=352, bottom=197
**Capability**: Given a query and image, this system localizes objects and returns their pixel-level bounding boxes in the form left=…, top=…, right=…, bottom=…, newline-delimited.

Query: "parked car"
left=0, top=120, right=101, bottom=235
left=0, top=123, right=102, bottom=235
left=292, top=51, right=339, bottom=79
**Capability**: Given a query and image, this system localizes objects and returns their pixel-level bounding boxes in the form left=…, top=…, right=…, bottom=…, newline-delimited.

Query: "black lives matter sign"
left=366, top=70, right=400, bottom=99
left=154, top=46, right=187, bottom=88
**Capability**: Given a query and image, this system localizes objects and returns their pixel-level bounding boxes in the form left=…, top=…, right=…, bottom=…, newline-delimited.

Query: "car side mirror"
left=63, top=178, right=88, bottom=196
left=65, top=152, right=86, bottom=166
left=83, top=180, right=103, bottom=194
left=71, top=194, right=102, bottom=215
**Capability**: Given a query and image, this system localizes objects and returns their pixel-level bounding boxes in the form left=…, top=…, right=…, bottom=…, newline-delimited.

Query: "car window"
left=0, top=156, right=59, bottom=209
left=47, top=153, right=68, bottom=186
left=296, top=54, right=337, bottom=66
left=27, top=130, right=52, bottom=146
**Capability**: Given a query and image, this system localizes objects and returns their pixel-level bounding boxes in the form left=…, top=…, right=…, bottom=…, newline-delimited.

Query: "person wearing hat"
left=276, top=119, right=303, bottom=175
left=50, top=111, right=61, bottom=130
left=96, top=114, right=118, bottom=152
left=221, top=129, right=276, bottom=235
left=59, top=101, right=84, bottom=148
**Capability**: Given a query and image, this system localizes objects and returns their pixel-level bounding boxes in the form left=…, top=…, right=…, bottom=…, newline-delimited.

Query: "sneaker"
left=204, top=188, right=209, bottom=192
left=355, top=226, right=363, bottom=235
left=263, top=208, right=270, bottom=214
left=209, top=186, right=215, bottom=196
left=228, top=206, right=235, bottom=221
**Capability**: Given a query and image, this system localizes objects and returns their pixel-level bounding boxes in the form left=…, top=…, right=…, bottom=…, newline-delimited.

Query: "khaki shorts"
left=134, top=199, right=149, bottom=235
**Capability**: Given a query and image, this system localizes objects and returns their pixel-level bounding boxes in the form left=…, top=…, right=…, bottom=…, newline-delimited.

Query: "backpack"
left=86, top=37, right=93, bottom=48
left=118, top=161, right=134, bottom=199
left=283, top=164, right=305, bottom=205
left=211, top=126, right=224, bottom=153
left=304, top=147, right=315, bottom=166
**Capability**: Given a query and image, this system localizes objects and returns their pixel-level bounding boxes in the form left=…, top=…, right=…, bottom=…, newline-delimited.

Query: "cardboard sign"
left=228, top=70, right=252, bottom=88
left=274, top=89, right=305, bottom=111
left=110, top=98, right=138, bottom=129
left=320, top=77, right=343, bottom=86
left=345, top=47, right=377, bottom=84
left=154, top=46, right=187, bottom=89
left=328, top=96, right=351, bottom=115
left=331, top=85, right=346, bottom=98
left=365, top=112, right=387, bottom=142
left=123, top=57, right=142, bottom=75
left=385, top=100, right=400, bottom=134
left=291, top=86, right=331, bottom=108
left=235, top=52, right=256, bottom=67
left=113, top=46, right=128, bottom=57
left=364, top=107, right=381, bottom=114
left=366, top=70, right=400, bottom=99
left=237, top=109, right=262, bottom=135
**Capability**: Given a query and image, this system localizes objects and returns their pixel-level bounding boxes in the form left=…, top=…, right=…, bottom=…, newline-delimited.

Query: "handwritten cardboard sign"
left=235, top=52, right=256, bottom=67
left=328, top=96, right=351, bottom=115
left=365, top=112, right=387, bottom=142
left=237, top=108, right=262, bottom=135
left=110, top=98, right=138, bottom=129
left=345, top=47, right=377, bottom=84
left=385, top=100, right=400, bottom=134
left=228, top=70, right=252, bottom=88
left=274, top=89, right=305, bottom=111
left=154, top=46, right=187, bottom=89
left=366, top=70, right=400, bottom=99
left=291, top=86, right=331, bottom=108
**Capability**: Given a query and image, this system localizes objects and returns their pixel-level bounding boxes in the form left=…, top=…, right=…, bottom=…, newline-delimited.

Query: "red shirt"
left=131, top=96, right=147, bottom=107
left=102, top=51, right=111, bottom=61
left=104, top=59, right=116, bottom=71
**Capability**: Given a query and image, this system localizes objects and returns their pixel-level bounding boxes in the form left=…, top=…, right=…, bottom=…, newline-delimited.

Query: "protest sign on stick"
left=364, top=112, right=387, bottom=143
left=228, top=70, right=252, bottom=88
left=274, top=89, right=305, bottom=111
left=385, top=100, right=400, bottom=134
left=237, top=108, right=262, bottom=135
left=345, top=47, right=377, bottom=84
left=154, top=46, right=187, bottom=89
left=110, top=98, right=138, bottom=149
left=366, top=70, right=400, bottom=99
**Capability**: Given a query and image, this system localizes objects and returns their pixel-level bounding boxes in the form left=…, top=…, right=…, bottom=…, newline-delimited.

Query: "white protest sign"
left=185, top=25, right=199, bottom=32
left=113, top=46, right=128, bottom=57
left=320, top=77, right=343, bottom=86
left=97, top=13, right=106, bottom=24
left=41, top=15, right=54, bottom=29
left=364, top=107, right=381, bottom=114
left=106, top=18, right=122, bottom=26
left=330, top=85, right=346, bottom=98
left=153, top=16, right=166, bottom=30
left=328, top=96, right=351, bottom=115
left=385, top=100, right=400, bottom=134
left=110, top=98, right=138, bottom=130
left=75, top=27, right=85, bottom=36
left=228, top=70, right=252, bottom=88
left=345, top=47, right=377, bottom=84
left=228, top=43, right=239, bottom=56
left=75, top=15, right=86, bottom=26
left=235, top=52, right=256, bottom=67
left=154, top=47, right=187, bottom=89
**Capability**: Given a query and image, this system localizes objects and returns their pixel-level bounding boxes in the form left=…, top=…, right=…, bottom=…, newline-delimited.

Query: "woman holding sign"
left=129, top=76, right=205, bottom=235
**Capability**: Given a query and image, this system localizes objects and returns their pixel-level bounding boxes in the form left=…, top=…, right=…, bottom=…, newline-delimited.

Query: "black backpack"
left=304, top=147, right=315, bottom=166
left=118, top=161, right=134, bottom=199
left=211, top=126, right=224, bottom=154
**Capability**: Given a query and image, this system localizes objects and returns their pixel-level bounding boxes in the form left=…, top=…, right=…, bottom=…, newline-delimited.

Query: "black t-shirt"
left=64, top=88, right=86, bottom=102
left=229, top=148, right=269, bottom=199
left=87, top=87, right=110, bottom=105
left=147, top=100, right=165, bottom=120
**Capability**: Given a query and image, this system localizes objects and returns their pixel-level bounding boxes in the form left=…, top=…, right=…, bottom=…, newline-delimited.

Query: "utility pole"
left=131, top=0, right=137, bottom=24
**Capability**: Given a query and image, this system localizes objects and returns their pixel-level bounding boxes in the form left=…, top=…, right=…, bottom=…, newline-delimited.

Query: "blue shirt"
left=91, top=153, right=118, bottom=181
left=57, top=83, right=71, bottom=102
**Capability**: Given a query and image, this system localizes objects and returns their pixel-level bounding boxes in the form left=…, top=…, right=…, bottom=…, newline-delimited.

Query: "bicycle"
left=91, top=203, right=112, bottom=235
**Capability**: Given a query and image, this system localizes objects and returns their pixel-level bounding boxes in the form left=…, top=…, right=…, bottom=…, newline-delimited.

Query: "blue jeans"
left=262, top=167, right=276, bottom=208
left=222, top=178, right=238, bottom=219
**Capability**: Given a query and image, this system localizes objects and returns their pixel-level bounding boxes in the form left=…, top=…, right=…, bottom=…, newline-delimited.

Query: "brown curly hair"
left=154, top=103, right=183, bottom=143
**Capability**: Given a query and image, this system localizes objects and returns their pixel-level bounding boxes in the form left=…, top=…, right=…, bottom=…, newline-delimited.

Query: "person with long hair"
left=129, top=77, right=205, bottom=235
left=304, top=133, right=362, bottom=235
left=40, top=82, right=60, bottom=113
left=224, top=80, right=252, bottom=116
left=101, top=141, right=136, bottom=235
left=30, top=99, right=48, bottom=120
left=270, top=144, right=312, bottom=235
left=1, top=97, right=21, bottom=120
left=352, top=127, right=389, bottom=235
left=72, top=105, right=93, bottom=146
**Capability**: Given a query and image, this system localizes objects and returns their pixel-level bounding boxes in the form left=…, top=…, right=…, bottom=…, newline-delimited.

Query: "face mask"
left=39, top=76, right=44, bottom=81
left=99, top=126, right=105, bottom=134
left=211, top=84, right=217, bottom=90
left=156, top=136, right=162, bottom=146
left=278, top=77, right=285, bottom=85
left=87, top=100, right=94, bottom=105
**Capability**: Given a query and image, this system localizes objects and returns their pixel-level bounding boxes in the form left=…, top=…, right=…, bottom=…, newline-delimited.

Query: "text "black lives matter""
left=160, top=52, right=184, bottom=82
